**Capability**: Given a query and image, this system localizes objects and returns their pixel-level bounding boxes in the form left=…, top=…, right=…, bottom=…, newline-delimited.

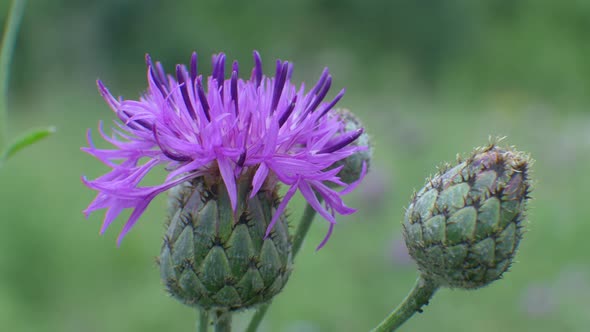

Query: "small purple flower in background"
left=82, top=51, right=367, bottom=248
left=389, top=236, right=413, bottom=268
left=519, top=283, right=555, bottom=317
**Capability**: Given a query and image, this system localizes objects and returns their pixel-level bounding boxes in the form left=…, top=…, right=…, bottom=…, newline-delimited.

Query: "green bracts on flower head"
left=159, top=175, right=292, bottom=311
left=403, top=143, right=532, bottom=289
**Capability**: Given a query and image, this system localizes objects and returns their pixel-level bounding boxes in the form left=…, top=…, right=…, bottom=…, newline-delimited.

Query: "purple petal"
left=190, top=52, right=198, bottom=81
left=298, top=180, right=336, bottom=224
left=218, top=158, right=238, bottom=211
left=316, top=223, right=335, bottom=250
left=252, top=51, right=263, bottom=87
left=265, top=185, right=298, bottom=238
left=251, top=163, right=269, bottom=198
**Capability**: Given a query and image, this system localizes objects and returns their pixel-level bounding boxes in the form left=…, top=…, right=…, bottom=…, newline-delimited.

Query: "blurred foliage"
left=1, top=1, right=590, bottom=331
left=2, top=0, right=590, bottom=105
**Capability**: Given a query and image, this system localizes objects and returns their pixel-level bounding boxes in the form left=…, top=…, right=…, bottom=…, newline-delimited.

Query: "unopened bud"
left=403, top=143, right=532, bottom=289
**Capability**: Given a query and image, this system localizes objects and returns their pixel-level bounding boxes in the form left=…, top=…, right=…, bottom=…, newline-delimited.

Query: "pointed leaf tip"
left=1, top=126, right=56, bottom=162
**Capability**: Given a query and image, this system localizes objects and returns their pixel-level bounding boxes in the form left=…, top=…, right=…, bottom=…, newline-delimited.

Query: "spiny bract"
left=403, top=143, right=532, bottom=289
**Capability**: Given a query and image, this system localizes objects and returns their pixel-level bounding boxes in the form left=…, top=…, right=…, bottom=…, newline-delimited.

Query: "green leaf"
left=0, top=126, right=55, bottom=162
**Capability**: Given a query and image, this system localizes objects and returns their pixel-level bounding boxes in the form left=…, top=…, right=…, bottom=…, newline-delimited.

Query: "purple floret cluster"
left=83, top=51, right=366, bottom=248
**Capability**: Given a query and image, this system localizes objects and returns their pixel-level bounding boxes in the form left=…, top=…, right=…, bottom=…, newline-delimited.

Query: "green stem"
left=244, top=304, right=269, bottom=332
left=0, top=0, right=27, bottom=150
left=292, top=201, right=321, bottom=258
left=198, top=309, right=209, bottom=332
left=213, top=310, right=231, bottom=332
left=246, top=200, right=321, bottom=332
left=370, top=276, right=438, bottom=332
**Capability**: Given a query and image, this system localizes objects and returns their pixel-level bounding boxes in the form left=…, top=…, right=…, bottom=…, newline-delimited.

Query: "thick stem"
left=246, top=199, right=321, bottom=331
left=371, top=276, right=438, bottom=332
left=198, top=309, right=209, bottom=332
left=213, top=310, right=231, bottom=332
left=0, top=0, right=27, bottom=150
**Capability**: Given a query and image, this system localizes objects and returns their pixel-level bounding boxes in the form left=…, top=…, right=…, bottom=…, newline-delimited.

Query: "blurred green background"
left=1, top=1, right=589, bottom=331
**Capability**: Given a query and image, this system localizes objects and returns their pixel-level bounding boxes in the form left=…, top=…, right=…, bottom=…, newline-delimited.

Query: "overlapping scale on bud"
left=159, top=172, right=291, bottom=311
left=328, top=108, right=372, bottom=185
left=402, top=143, right=532, bottom=289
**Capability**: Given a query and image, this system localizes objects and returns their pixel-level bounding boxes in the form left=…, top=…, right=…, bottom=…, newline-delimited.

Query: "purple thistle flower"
left=82, top=51, right=367, bottom=248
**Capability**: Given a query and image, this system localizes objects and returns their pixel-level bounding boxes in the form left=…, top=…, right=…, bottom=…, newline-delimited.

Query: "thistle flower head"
left=82, top=51, right=367, bottom=248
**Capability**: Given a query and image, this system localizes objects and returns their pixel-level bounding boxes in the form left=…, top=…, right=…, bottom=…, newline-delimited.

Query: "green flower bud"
left=159, top=175, right=292, bottom=311
left=330, top=108, right=372, bottom=184
left=403, top=143, right=532, bottom=289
